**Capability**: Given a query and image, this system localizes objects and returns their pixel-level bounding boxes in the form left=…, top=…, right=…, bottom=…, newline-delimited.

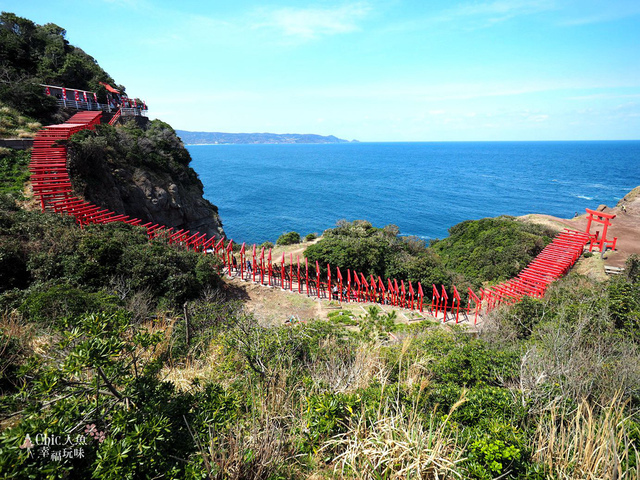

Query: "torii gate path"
left=30, top=112, right=593, bottom=325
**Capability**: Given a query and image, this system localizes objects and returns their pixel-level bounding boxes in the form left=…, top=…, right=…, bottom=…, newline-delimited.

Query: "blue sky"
left=3, top=0, right=640, bottom=141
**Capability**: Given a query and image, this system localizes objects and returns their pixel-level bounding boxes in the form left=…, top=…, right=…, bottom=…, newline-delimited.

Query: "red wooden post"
left=378, top=277, right=385, bottom=305
left=297, top=255, right=301, bottom=293
left=337, top=267, right=344, bottom=302
left=408, top=282, right=415, bottom=310
left=468, top=288, right=481, bottom=325
left=240, top=243, right=246, bottom=279
left=268, top=249, right=273, bottom=286
left=226, top=240, right=234, bottom=275
left=316, top=260, right=321, bottom=299
left=370, top=275, right=377, bottom=304
left=354, top=273, right=362, bottom=302
left=281, top=252, right=286, bottom=289
left=361, top=274, right=369, bottom=302
left=260, top=247, right=265, bottom=285
left=305, top=257, right=310, bottom=295
left=290, top=253, right=294, bottom=292
left=252, top=245, right=257, bottom=283
left=327, top=264, right=332, bottom=300
left=441, top=286, right=449, bottom=323
left=453, top=286, right=461, bottom=324
left=418, top=282, right=424, bottom=312
left=214, top=237, right=224, bottom=260
left=432, top=284, right=440, bottom=317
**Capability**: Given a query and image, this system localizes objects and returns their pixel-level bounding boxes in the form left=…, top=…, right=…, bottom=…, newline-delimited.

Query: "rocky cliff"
left=68, top=119, right=225, bottom=238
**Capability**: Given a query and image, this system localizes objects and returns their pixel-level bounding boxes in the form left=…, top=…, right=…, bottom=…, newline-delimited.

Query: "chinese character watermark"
left=19, top=424, right=106, bottom=462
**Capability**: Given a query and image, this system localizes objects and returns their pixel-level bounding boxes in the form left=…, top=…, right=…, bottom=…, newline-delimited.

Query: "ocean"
left=187, top=141, right=640, bottom=245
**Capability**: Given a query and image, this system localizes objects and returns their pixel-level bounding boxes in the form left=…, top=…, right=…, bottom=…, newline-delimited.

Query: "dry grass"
left=321, top=395, right=467, bottom=480
left=191, top=412, right=290, bottom=480
left=309, top=340, right=387, bottom=393
left=533, top=395, right=639, bottom=480
left=0, top=103, right=41, bottom=138
left=516, top=318, right=640, bottom=408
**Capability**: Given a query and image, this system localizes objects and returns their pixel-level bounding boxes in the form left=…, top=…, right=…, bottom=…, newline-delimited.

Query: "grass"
left=0, top=104, right=41, bottom=139
left=322, top=396, right=467, bottom=479
left=533, top=395, right=640, bottom=479
left=0, top=148, right=31, bottom=198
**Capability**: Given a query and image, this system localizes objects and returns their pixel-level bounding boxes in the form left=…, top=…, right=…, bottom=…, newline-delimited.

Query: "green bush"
left=276, top=231, right=301, bottom=246
left=465, top=420, right=529, bottom=479
left=434, top=340, right=519, bottom=387
left=304, top=391, right=360, bottom=450
left=19, top=284, right=119, bottom=325
left=304, top=232, right=317, bottom=241
left=607, top=279, right=640, bottom=336
left=0, top=205, right=222, bottom=307
left=432, top=217, right=555, bottom=282
left=500, top=295, right=545, bottom=339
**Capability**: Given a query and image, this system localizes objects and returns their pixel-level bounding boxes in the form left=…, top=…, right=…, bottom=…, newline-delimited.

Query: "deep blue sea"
left=188, top=142, right=640, bottom=245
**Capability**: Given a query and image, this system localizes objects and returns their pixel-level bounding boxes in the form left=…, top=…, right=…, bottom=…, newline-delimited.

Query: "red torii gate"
left=584, top=208, right=617, bottom=252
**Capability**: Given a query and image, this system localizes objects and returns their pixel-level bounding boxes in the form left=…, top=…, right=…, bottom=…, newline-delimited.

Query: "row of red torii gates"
left=30, top=111, right=615, bottom=325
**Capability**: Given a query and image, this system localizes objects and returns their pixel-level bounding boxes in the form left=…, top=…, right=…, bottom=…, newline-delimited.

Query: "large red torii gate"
left=584, top=208, right=617, bottom=252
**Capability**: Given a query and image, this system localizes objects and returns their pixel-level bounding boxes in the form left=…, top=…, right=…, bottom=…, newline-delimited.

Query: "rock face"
left=68, top=120, right=225, bottom=239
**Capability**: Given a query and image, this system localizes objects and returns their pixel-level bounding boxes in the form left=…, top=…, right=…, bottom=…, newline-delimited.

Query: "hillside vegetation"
left=2, top=196, right=640, bottom=478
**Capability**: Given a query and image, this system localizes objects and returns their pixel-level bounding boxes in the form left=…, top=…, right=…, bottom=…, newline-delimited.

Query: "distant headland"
left=175, top=130, right=356, bottom=145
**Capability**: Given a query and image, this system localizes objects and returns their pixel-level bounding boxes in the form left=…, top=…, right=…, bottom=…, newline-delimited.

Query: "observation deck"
left=41, top=83, right=148, bottom=118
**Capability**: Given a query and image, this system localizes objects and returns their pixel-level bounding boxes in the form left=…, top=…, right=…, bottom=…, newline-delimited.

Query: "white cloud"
left=387, top=0, right=556, bottom=32
left=254, top=2, right=371, bottom=40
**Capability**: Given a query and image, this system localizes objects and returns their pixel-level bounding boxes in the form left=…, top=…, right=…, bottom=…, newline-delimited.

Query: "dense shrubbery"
left=68, top=120, right=194, bottom=175
left=431, top=216, right=555, bottom=282
left=0, top=199, right=221, bottom=313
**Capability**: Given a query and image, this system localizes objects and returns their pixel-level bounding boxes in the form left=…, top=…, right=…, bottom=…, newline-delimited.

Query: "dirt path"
left=223, top=273, right=481, bottom=328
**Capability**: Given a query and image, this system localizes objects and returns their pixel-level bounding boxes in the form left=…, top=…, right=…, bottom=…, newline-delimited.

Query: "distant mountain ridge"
left=176, top=130, right=353, bottom=145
